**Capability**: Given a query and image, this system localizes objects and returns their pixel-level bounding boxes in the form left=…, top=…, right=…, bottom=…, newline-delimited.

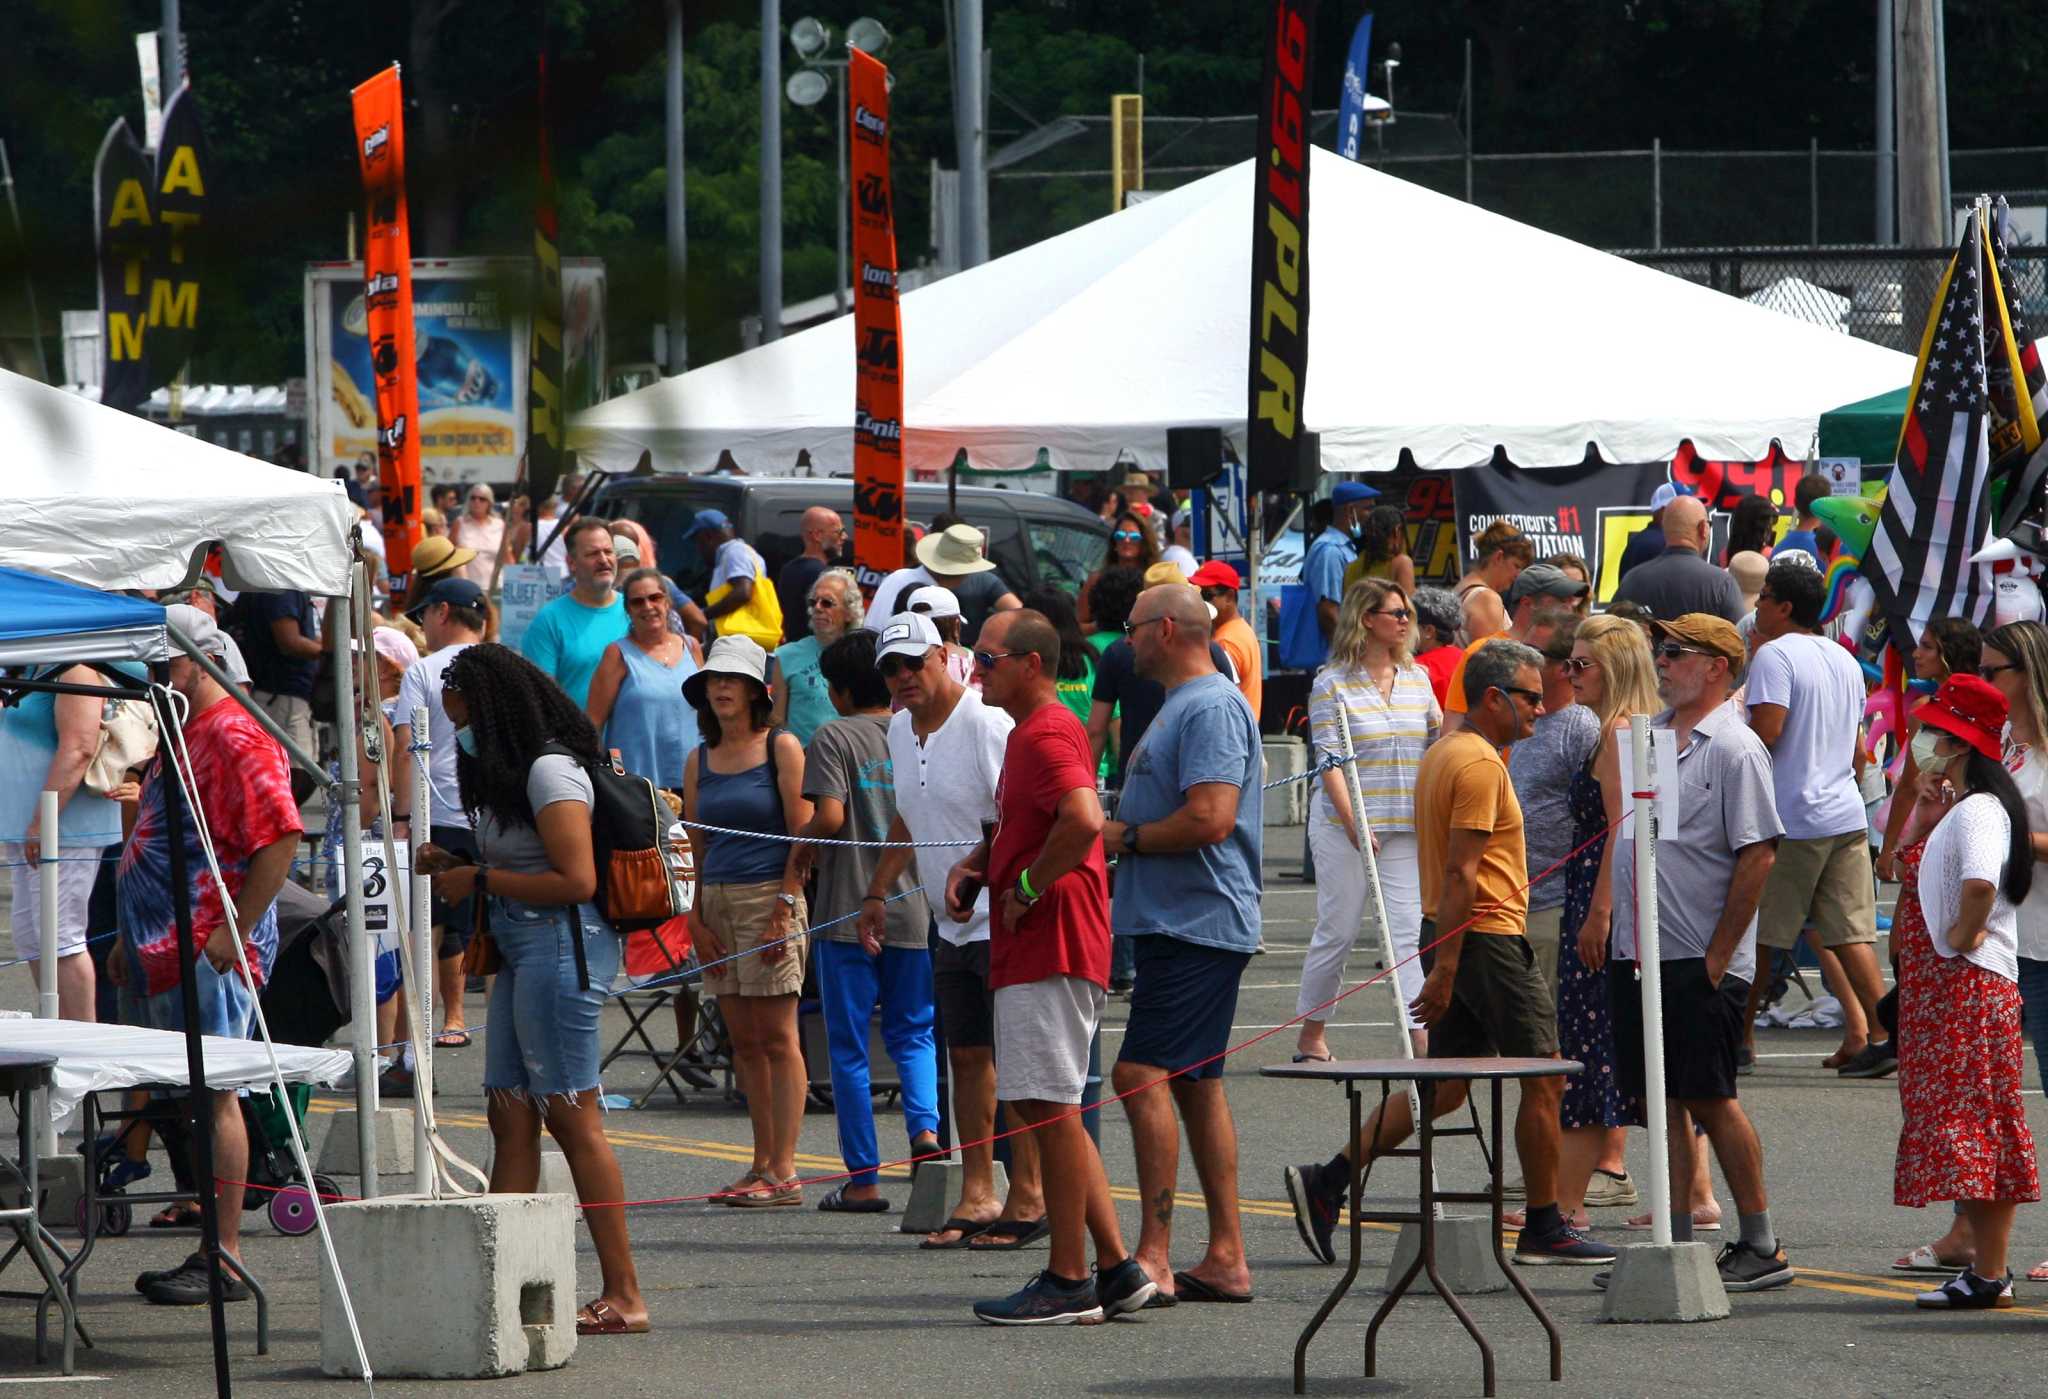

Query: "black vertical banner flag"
left=94, top=118, right=154, bottom=412
left=1246, top=0, right=1315, bottom=491
left=527, top=45, right=565, bottom=507
left=148, top=85, right=209, bottom=386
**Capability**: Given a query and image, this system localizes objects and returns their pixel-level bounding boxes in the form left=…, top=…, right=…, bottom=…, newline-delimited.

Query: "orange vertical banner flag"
left=350, top=65, right=423, bottom=577
left=847, top=47, right=905, bottom=585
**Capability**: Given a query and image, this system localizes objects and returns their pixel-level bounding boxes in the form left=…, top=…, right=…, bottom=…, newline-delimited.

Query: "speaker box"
left=1166, top=427, right=1225, bottom=490
left=1248, top=431, right=1322, bottom=494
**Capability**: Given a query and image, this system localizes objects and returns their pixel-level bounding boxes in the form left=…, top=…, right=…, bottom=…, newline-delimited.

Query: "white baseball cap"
left=906, top=584, right=961, bottom=619
left=876, top=613, right=945, bottom=663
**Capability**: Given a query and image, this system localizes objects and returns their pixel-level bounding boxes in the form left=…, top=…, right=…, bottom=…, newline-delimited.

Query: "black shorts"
left=431, top=825, right=478, bottom=958
left=934, top=937, right=994, bottom=1050
left=1118, top=937, right=1252, bottom=1081
left=1422, top=923, right=1559, bottom=1060
left=1610, top=958, right=1747, bottom=1103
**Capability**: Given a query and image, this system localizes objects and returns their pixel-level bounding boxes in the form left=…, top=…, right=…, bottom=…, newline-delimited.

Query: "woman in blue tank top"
left=585, top=567, right=702, bottom=789
left=681, top=635, right=812, bottom=1206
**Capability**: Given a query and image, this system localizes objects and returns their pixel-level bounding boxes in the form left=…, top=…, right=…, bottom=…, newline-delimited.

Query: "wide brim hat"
left=915, top=522, right=997, bottom=576
left=410, top=534, right=476, bottom=580
left=1918, top=673, right=2007, bottom=763
left=682, top=634, right=770, bottom=707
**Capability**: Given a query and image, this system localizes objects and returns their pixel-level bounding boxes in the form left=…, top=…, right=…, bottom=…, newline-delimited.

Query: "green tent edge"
left=1817, top=385, right=1911, bottom=467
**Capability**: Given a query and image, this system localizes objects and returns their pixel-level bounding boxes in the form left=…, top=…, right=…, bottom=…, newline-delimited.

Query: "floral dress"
left=1893, top=836, right=2041, bottom=1207
left=1557, top=759, right=1644, bottom=1130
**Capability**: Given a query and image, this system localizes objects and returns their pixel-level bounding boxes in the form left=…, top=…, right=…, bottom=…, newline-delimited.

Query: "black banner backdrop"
left=1245, top=0, right=1314, bottom=492
left=147, top=85, right=209, bottom=386
left=93, top=118, right=154, bottom=413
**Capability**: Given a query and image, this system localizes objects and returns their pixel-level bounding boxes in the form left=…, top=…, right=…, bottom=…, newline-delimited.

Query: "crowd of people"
left=9, top=463, right=2047, bottom=1332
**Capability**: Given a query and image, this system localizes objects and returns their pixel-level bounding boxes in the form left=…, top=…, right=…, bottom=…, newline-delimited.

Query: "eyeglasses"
left=1111, top=529, right=1144, bottom=543
left=1653, top=642, right=1711, bottom=662
left=879, top=653, right=929, bottom=680
left=1561, top=656, right=1597, bottom=674
left=1124, top=616, right=1168, bottom=636
left=1981, top=663, right=2018, bottom=680
left=1371, top=608, right=1411, bottom=623
left=627, top=593, right=666, bottom=609
left=973, top=649, right=1023, bottom=669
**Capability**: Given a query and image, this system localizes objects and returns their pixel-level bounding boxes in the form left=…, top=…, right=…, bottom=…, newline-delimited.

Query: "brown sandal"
left=725, top=1175, right=802, bottom=1208
left=576, top=1300, right=649, bottom=1335
left=712, top=1170, right=766, bottom=1200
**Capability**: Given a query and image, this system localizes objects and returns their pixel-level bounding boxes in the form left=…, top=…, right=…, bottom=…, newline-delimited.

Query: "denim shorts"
left=141, top=953, right=256, bottom=1040
left=482, top=897, right=620, bottom=1103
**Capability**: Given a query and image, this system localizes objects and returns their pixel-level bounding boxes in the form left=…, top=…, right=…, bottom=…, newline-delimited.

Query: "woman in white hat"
left=681, top=636, right=814, bottom=1206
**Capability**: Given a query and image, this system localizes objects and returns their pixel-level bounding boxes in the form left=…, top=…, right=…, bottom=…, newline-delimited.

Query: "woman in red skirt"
left=1894, top=674, right=2040, bottom=1310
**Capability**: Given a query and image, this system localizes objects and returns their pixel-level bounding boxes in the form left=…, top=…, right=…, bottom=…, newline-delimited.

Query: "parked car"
left=587, top=474, right=1109, bottom=602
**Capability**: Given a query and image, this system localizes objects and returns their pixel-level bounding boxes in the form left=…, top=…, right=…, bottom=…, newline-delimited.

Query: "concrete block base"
left=4, top=1156, right=85, bottom=1231
left=1262, top=737, right=1309, bottom=826
left=316, top=1107, right=416, bottom=1177
left=1600, top=1241, right=1730, bottom=1323
left=320, top=1193, right=578, bottom=1378
left=900, top=1159, right=1008, bottom=1235
left=1385, top=1215, right=1507, bottom=1294
left=537, top=1149, right=576, bottom=1198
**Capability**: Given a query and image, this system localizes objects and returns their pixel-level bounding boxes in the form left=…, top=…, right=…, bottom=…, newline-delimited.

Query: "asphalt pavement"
left=3, top=846, right=2044, bottom=1397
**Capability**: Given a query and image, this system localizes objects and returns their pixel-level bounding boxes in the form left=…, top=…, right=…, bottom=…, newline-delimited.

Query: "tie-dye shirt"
left=119, top=697, right=303, bottom=998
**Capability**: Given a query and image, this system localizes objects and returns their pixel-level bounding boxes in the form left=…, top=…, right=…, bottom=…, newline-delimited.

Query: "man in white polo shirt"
left=857, top=614, right=1043, bottom=1250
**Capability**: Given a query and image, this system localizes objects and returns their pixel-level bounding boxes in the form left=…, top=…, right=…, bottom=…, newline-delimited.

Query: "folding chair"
left=601, top=920, right=735, bottom=1107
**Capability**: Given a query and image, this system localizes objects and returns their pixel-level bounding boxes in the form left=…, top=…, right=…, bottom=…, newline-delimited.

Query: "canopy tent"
left=1744, top=276, right=1853, bottom=333
left=1818, top=385, right=1910, bottom=466
left=6, top=368, right=355, bottom=596
left=573, top=146, right=1914, bottom=478
left=0, top=567, right=169, bottom=667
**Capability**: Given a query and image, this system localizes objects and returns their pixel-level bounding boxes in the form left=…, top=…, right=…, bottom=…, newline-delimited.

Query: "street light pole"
left=955, top=0, right=988, bottom=267
left=163, top=0, right=182, bottom=93
left=835, top=66, right=848, bottom=316
left=666, top=0, right=688, bottom=370
left=760, top=0, right=783, bottom=342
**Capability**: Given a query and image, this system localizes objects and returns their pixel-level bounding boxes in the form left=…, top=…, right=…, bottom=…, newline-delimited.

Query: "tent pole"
left=411, top=702, right=434, bottom=1197
left=35, top=791, right=59, bottom=1159
left=167, top=623, right=323, bottom=780
left=333, top=563, right=379, bottom=1198
left=157, top=678, right=235, bottom=1399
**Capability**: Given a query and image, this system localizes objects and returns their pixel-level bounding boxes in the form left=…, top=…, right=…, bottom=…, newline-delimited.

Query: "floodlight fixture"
left=790, top=16, right=829, bottom=59
left=846, top=17, right=890, bottom=56
left=786, top=69, right=830, bottom=106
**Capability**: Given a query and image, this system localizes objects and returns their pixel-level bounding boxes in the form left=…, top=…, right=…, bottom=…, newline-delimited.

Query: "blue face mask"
left=456, top=726, right=478, bottom=757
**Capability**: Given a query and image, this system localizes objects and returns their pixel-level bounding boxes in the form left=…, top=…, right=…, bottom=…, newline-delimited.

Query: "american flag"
left=1865, top=214, right=1997, bottom=650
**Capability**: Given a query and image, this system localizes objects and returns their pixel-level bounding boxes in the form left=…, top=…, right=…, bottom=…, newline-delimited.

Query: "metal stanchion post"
left=1631, top=714, right=1672, bottom=1247
left=411, top=704, right=434, bottom=1197
left=334, top=562, right=378, bottom=1197
left=36, top=790, right=59, bottom=1159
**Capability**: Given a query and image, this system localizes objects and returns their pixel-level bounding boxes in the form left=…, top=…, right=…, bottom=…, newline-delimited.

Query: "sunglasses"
left=1371, top=608, right=1411, bottom=623
left=1496, top=685, right=1543, bottom=706
left=1980, top=663, right=2018, bottom=680
left=1561, top=656, right=1597, bottom=673
left=811, top=594, right=844, bottom=609
left=1124, top=616, right=1168, bottom=636
left=1653, top=642, right=1711, bottom=662
left=973, top=649, right=1022, bottom=669
left=627, top=593, right=666, bottom=609
left=879, top=653, right=929, bottom=680
left=1111, top=530, right=1144, bottom=542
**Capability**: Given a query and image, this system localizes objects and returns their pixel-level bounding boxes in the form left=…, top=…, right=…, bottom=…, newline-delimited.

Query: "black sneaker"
left=135, top=1251, right=205, bottom=1295
left=1514, top=1222, right=1617, bottom=1266
left=1108, top=977, right=1135, bottom=998
left=1095, top=1258, right=1158, bottom=1318
left=1283, top=1164, right=1340, bottom=1265
left=1715, top=1239, right=1794, bottom=1292
left=1916, top=1267, right=2014, bottom=1310
left=1838, top=1042, right=1898, bottom=1078
left=143, top=1255, right=252, bottom=1306
left=973, top=1270, right=1104, bottom=1326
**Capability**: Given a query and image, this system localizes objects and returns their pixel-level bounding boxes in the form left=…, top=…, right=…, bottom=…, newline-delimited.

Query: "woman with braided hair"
left=422, top=642, right=648, bottom=1336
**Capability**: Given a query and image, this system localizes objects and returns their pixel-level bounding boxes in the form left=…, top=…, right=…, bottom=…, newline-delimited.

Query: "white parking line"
left=1100, top=1020, right=1393, bottom=1035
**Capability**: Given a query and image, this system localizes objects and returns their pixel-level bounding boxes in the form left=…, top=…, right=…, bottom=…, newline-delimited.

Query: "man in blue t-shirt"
left=521, top=517, right=628, bottom=707
left=1100, top=583, right=1262, bottom=1304
left=1773, top=472, right=1831, bottom=561
left=1306, top=479, right=1380, bottom=648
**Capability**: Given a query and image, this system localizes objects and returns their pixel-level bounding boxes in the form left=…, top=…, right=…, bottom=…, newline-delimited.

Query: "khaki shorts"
left=251, top=690, right=315, bottom=761
left=1757, top=830, right=1876, bottom=951
left=1524, top=904, right=1564, bottom=1006
left=698, top=880, right=808, bottom=997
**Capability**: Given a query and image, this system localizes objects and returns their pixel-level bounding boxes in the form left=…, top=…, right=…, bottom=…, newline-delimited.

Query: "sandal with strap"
left=1894, top=1243, right=1974, bottom=1274
left=725, top=1175, right=802, bottom=1208
left=712, top=1170, right=767, bottom=1201
left=576, top=1300, right=651, bottom=1335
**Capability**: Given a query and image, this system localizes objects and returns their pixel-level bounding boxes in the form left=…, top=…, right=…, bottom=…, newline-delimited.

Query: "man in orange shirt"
left=1189, top=560, right=1262, bottom=723
left=1282, top=639, right=1615, bottom=1269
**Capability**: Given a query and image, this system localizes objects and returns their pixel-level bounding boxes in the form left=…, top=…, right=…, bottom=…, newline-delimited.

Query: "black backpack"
left=543, top=742, right=688, bottom=989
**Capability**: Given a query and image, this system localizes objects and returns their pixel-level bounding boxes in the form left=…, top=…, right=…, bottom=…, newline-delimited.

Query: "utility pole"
left=163, top=0, right=182, bottom=92
left=1895, top=0, right=1945, bottom=339
left=0, top=141, right=50, bottom=383
left=760, top=0, right=783, bottom=341
left=1933, top=0, right=1951, bottom=232
left=954, top=0, right=988, bottom=268
left=1875, top=0, right=1895, bottom=243
left=666, top=0, right=687, bottom=371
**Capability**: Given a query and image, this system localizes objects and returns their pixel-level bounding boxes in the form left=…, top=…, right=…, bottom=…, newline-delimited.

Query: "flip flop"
left=1290, top=1052, right=1334, bottom=1063
left=434, top=1029, right=471, bottom=1049
left=967, top=1216, right=1050, bottom=1250
left=1141, top=1289, right=1178, bottom=1309
left=149, top=1203, right=202, bottom=1229
left=1174, top=1270, right=1253, bottom=1304
left=1893, top=1244, right=1975, bottom=1274
left=918, top=1216, right=995, bottom=1250
left=817, top=1183, right=890, bottom=1214
left=576, top=1300, right=650, bottom=1335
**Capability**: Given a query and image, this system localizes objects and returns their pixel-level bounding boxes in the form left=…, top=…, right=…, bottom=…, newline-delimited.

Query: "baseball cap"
left=1649, top=481, right=1694, bottom=511
left=611, top=530, right=643, bottom=563
left=681, top=508, right=731, bottom=539
left=1331, top=480, right=1380, bottom=505
left=165, top=603, right=251, bottom=685
left=875, top=612, right=944, bottom=663
left=1649, top=614, right=1745, bottom=670
left=1171, top=505, right=1193, bottom=530
left=1505, top=562, right=1589, bottom=606
left=906, top=584, right=962, bottom=619
left=1187, top=560, right=1242, bottom=590
left=406, top=576, right=487, bottom=620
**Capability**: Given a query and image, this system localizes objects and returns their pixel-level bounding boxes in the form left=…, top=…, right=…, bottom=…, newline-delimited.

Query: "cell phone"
left=954, top=821, right=998, bottom=915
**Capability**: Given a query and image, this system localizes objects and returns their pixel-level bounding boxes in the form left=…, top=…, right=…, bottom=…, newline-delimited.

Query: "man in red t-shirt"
left=946, top=610, right=1155, bottom=1325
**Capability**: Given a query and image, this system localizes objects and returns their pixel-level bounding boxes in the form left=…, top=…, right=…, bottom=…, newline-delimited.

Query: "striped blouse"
left=1308, top=663, right=1439, bottom=832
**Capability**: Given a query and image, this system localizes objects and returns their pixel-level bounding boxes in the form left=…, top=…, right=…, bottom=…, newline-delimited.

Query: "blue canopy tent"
left=0, top=567, right=170, bottom=668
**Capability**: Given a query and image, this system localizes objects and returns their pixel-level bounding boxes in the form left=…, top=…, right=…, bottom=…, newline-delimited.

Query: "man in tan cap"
left=866, top=519, right=1019, bottom=646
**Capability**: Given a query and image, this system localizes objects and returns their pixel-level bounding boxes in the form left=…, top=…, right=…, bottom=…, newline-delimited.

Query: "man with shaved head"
left=1611, top=493, right=1745, bottom=624
left=776, top=505, right=848, bottom=642
left=1102, top=583, right=1264, bottom=1303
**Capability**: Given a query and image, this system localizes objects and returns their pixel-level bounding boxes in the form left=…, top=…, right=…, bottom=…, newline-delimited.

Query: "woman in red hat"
left=1893, top=673, right=2039, bottom=1310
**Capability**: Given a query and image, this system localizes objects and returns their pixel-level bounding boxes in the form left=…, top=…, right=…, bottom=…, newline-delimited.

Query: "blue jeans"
left=481, top=898, right=619, bottom=1102
left=814, top=938, right=939, bottom=1186
left=1111, top=933, right=1136, bottom=985
left=2018, top=957, right=2048, bottom=1090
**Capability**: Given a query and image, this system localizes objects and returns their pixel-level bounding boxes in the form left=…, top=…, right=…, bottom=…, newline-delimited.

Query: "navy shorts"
left=1117, top=936, right=1251, bottom=1081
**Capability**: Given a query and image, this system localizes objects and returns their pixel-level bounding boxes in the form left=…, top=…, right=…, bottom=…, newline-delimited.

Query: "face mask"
left=1910, top=729, right=1949, bottom=774
left=456, top=726, right=478, bottom=758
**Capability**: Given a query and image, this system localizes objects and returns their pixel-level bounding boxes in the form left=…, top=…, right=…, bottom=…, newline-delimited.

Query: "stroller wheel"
left=268, top=1185, right=318, bottom=1236
left=103, top=1200, right=133, bottom=1236
left=73, top=1195, right=89, bottom=1238
left=313, top=1174, right=343, bottom=1205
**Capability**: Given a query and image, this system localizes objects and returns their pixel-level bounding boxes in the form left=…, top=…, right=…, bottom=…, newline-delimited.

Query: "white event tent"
left=572, top=146, right=1913, bottom=478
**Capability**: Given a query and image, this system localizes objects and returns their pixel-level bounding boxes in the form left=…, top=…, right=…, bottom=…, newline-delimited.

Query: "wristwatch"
left=776, top=892, right=798, bottom=910
left=1121, top=823, right=1141, bottom=855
